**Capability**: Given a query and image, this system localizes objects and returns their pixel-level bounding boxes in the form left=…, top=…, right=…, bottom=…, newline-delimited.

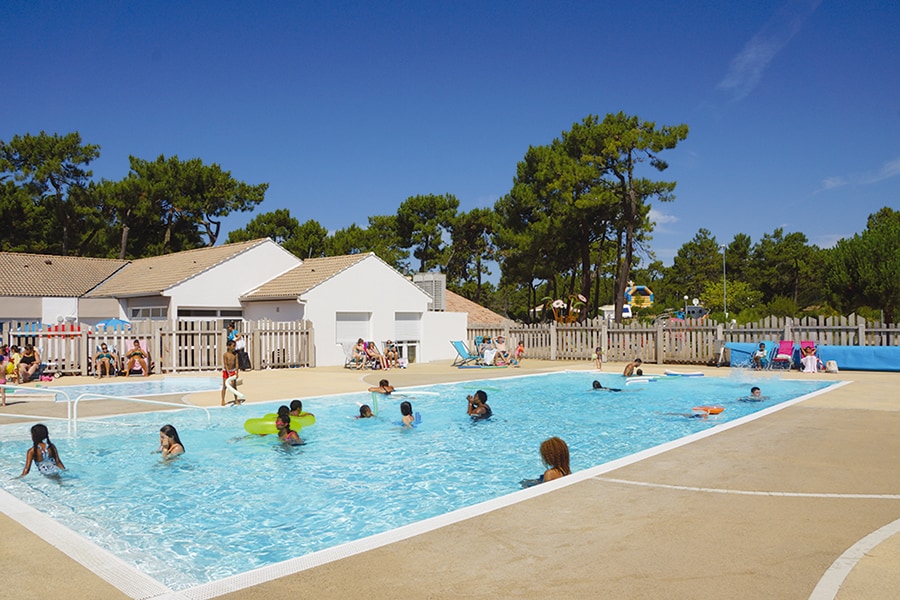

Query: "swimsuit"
left=222, top=369, right=237, bottom=379
left=20, top=354, right=36, bottom=366
left=35, top=444, right=61, bottom=476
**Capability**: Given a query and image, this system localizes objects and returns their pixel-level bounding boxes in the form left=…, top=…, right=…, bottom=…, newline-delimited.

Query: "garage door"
left=336, top=312, right=371, bottom=344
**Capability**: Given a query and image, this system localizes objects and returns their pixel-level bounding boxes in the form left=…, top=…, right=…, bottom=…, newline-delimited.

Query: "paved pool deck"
left=1, top=361, right=898, bottom=599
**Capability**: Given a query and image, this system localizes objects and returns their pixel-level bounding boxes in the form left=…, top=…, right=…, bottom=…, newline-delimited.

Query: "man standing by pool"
left=221, top=340, right=245, bottom=406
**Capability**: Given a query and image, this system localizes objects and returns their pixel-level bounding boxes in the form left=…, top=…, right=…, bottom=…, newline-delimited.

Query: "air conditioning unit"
left=413, top=272, right=446, bottom=311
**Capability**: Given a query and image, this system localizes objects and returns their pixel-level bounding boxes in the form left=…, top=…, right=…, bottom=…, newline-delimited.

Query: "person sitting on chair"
left=125, top=340, right=149, bottom=376
left=17, top=344, right=42, bottom=383
left=93, top=344, right=119, bottom=378
left=751, top=343, right=768, bottom=369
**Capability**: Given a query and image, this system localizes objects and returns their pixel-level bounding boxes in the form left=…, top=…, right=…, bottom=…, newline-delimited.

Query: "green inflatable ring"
left=243, top=413, right=316, bottom=435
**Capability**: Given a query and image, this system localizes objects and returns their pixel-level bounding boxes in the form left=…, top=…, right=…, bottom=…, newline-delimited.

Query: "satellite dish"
left=56, top=315, right=64, bottom=324
left=692, top=298, right=700, bottom=306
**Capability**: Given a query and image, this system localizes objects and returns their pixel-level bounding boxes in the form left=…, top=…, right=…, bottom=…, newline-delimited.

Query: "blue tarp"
left=725, top=342, right=900, bottom=372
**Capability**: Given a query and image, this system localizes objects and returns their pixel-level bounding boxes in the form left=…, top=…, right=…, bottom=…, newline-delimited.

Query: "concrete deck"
left=1, top=361, right=898, bottom=599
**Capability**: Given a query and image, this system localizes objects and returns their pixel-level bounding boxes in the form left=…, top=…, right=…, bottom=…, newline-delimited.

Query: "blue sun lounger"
left=450, top=340, right=482, bottom=367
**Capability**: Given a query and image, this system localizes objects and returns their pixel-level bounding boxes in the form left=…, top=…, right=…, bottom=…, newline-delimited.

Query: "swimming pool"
left=26, top=376, right=222, bottom=401
left=0, top=372, right=834, bottom=592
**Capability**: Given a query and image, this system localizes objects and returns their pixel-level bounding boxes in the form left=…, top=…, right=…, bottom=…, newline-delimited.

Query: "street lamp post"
left=720, top=244, right=728, bottom=320
left=683, top=295, right=689, bottom=318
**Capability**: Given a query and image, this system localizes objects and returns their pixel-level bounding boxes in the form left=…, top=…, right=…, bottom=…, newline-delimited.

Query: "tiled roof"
left=0, top=252, right=128, bottom=297
left=444, top=289, right=508, bottom=325
left=86, top=239, right=270, bottom=298
left=241, top=253, right=370, bottom=300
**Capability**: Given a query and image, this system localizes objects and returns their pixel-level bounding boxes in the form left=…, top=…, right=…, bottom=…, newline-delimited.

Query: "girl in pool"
left=520, top=437, right=571, bottom=488
left=399, top=401, right=415, bottom=427
left=157, top=424, right=184, bottom=459
left=367, top=379, right=394, bottom=394
left=276, top=414, right=302, bottom=445
left=357, top=404, right=374, bottom=418
left=20, top=423, right=65, bottom=477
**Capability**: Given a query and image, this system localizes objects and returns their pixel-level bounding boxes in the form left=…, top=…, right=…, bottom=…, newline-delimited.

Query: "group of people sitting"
left=92, top=339, right=150, bottom=378
left=0, top=343, right=44, bottom=385
left=350, top=338, right=401, bottom=370
left=476, top=335, right=524, bottom=367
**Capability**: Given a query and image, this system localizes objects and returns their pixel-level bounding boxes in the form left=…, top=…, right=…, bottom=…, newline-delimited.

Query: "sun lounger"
left=451, top=340, right=482, bottom=367
left=771, top=340, right=795, bottom=370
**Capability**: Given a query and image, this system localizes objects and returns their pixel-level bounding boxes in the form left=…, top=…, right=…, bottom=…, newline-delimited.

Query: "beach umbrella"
left=95, top=318, right=131, bottom=330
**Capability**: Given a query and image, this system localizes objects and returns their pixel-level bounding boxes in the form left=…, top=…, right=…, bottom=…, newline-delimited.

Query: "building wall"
left=0, top=297, right=42, bottom=322
left=421, top=310, right=468, bottom=362
left=303, top=257, right=437, bottom=366
left=242, top=300, right=305, bottom=322
left=78, top=298, right=125, bottom=322
left=166, top=241, right=301, bottom=315
left=42, top=297, right=78, bottom=325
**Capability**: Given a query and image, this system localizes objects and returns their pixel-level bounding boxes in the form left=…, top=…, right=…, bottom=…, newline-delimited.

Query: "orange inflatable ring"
left=692, top=405, right=724, bottom=415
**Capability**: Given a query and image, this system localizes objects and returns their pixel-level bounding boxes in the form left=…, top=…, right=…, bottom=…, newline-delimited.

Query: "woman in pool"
left=466, top=390, right=492, bottom=419
left=276, top=414, right=302, bottom=444
left=157, top=424, right=184, bottom=459
left=368, top=379, right=394, bottom=394
left=20, top=423, right=65, bottom=477
left=521, top=437, right=571, bottom=487
left=399, top=401, right=416, bottom=427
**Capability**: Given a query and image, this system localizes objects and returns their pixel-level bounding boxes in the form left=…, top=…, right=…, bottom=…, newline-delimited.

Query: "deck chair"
left=451, top=340, right=482, bottom=367
left=751, top=341, right=776, bottom=369
left=771, top=340, right=795, bottom=370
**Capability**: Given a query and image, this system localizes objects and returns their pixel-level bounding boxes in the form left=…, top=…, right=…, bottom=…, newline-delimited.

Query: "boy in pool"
left=399, top=401, right=416, bottom=427
left=289, top=399, right=314, bottom=419
left=623, top=358, right=642, bottom=376
left=466, top=390, right=492, bottom=419
left=739, top=386, right=765, bottom=402
left=592, top=380, right=622, bottom=392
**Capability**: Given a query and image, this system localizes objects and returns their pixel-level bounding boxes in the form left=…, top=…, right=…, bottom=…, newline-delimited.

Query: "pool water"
left=29, top=376, right=222, bottom=401
left=0, top=372, right=833, bottom=590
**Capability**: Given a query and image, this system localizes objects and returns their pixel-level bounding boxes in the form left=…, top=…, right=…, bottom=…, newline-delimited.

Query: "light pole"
left=720, top=244, right=728, bottom=320
left=683, top=295, right=689, bottom=318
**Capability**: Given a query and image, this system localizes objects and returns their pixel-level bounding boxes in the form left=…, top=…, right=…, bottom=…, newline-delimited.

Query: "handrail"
left=72, top=393, right=211, bottom=435
left=0, top=383, right=73, bottom=431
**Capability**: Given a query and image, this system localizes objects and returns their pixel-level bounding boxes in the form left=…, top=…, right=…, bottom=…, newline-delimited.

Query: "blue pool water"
left=0, top=372, right=833, bottom=590
left=15, top=376, right=221, bottom=401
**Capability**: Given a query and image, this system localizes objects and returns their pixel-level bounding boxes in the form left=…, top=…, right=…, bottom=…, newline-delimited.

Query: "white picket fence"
left=469, top=314, right=900, bottom=365
left=2, top=319, right=315, bottom=376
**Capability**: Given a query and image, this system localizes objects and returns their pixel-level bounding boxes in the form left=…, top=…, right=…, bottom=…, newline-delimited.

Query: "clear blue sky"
left=3, top=0, right=897, bottom=267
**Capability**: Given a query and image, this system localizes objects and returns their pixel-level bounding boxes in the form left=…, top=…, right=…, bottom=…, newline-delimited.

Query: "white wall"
left=420, top=310, right=468, bottom=363
left=242, top=300, right=305, bottom=322
left=42, top=297, right=78, bottom=325
left=304, top=256, right=435, bottom=366
left=167, top=240, right=301, bottom=313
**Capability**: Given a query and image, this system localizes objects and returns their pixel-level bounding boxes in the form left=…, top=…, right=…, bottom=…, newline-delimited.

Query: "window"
left=131, top=307, right=168, bottom=319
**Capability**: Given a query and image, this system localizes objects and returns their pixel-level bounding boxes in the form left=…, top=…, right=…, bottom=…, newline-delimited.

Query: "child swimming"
left=20, top=423, right=65, bottom=477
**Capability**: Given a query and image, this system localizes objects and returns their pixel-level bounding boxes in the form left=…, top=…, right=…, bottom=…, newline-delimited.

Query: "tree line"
left=2, top=116, right=897, bottom=323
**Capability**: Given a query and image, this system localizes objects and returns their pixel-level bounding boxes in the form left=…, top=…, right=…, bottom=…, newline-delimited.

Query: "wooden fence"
left=469, top=314, right=900, bottom=365
left=2, top=319, right=316, bottom=376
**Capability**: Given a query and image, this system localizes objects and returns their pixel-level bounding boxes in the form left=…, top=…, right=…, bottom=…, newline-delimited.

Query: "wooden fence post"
left=655, top=320, right=665, bottom=365
left=550, top=321, right=557, bottom=361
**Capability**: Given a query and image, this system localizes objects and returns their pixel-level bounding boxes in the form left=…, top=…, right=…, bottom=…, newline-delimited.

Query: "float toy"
left=692, top=405, right=724, bottom=415
left=243, top=412, right=316, bottom=435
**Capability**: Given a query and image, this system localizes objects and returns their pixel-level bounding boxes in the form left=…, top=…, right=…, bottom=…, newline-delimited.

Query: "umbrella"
left=94, top=318, right=131, bottom=330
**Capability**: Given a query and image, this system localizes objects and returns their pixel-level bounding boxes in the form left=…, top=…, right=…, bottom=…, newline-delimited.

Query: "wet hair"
left=474, top=390, right=487, bottom=404
left=634, top=358, right=642, bottom=364
left=400, top=401, right=413, bottom=416
left=277, top=405, right=290, bottom=418
left=750, top=386, right=761, bottom=394
left=359, top=404, right=373, bottom=417
left=378, top=379, right=389, bottom=388
left=592, top=380, right=602, bottom=389
left=636, top=368, right=643, bottom=376
left=290, top=399, right=302, bottom=412
left=540, top=437, right=571, bottom=476
left=30, top=424, right=59, bottom=462
left=160, top=424, right=183, bottom=449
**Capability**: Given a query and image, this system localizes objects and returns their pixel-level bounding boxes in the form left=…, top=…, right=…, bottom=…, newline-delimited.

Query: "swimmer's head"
left=277, top=405, right=290, bottom=418
left=400, top=401, right=413, bottom=417
left=636, top=368, right=643, bottom=376
left=290, top=399, right=302, bottom=412
left=379, top=379, right=389, bottom=388
left=750, top=386, right=761, bottom=397
left=276, top=415, right=291, bottom=429
left=359, top=404, right=373, bottom=418
left=474, top=390, right=487, bottom=403
left=634, top=358, right=643, bottom=364
left=592, top=380, right=602, bottom=389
